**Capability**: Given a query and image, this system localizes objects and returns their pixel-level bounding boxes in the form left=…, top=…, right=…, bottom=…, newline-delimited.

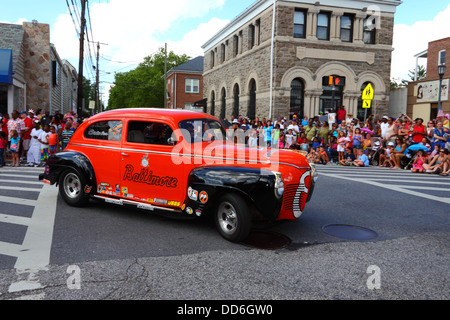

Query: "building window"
left=221, top=43, right=226, bottom=62
left=249, top=24, right=255, bottom=49
left=210, top=91, right=215, bottom=117
left=247, top=79, right=256, bottom=120
left=439, top=50, right=446, bottom=65
left=290, top=78, right=304, bottom=120
left=185, top=79, right=199, bottom=94
left=317, top=12, right=330, bottom=40
left=340, top=14, right=353, bottom=42
left=233, top=34, right=239, bottom=57
left=210, top=51, right=215, bottom=68
left=233, top=84, right=240, bottom=118
left=255, top=19, right=261, bottom=45
left=363, top=18, right=376, bottom=44
left=52, top=60, right=58, bottom=86
left=294, top=9, right=306, bottom=38
left=220, top=88, right=226, bottom=119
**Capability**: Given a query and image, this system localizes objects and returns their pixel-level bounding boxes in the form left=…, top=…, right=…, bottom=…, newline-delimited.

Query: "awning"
left=193, top=98, right=207, bottom=108
left=0, top=49, right=13, bottom=84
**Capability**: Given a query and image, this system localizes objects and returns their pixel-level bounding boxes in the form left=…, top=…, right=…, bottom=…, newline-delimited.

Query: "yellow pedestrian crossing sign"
left=362, top=83, right=374, bottom=100
left=362, top=99, right=372, bottom=109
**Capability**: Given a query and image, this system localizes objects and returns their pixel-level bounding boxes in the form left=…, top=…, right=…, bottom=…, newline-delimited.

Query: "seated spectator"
left=411, top=149, right=427, bottom=173
left=311, top=137, right=320, bottom=150
left=423, top=148, right=447, bottom=174
left=431, top=120, right=448, bottom=149
left=439, top=152, right=450, bottom=176
left=379, top=142, right=395, bottom=167
left=338, top=147, right=355, bottom=166
left=297, top=132, right=309, bottom=151
left=306, top=148, right=317, bottom=162
left=325, top=136, right=338, bottom=163
left=354, top=149, right=369, bottom=167
left=391, top=137, right=408, bottom=169
left=314, top=146, right=329, bottom=165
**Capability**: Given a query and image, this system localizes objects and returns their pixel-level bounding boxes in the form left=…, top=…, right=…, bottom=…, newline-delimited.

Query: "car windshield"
left=178, top=119, right=226, bottom=143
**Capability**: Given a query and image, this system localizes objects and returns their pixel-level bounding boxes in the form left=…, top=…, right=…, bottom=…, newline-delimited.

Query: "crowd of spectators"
left=223, top=108, right=450, bottom=176
left=0, top=108, right=83, bottom=167
left=1, top=106, right=450, bottom=176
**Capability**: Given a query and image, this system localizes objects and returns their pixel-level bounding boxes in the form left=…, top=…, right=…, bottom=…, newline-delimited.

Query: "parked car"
left=40, top=108, right=317, bottom=242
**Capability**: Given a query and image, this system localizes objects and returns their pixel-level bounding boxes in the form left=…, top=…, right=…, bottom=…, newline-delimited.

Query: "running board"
left=93, top=195, right=182, bottom=213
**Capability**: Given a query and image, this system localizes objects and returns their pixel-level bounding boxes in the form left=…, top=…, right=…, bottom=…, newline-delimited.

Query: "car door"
left=81, top=119, right=123, bottom=196
left=120, top=119, right=185, bottom=209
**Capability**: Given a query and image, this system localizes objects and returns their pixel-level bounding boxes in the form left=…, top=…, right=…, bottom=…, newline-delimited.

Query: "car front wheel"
left=215, top=193, right=251, bottom=242
left=58, top=169, right=89, bottom=207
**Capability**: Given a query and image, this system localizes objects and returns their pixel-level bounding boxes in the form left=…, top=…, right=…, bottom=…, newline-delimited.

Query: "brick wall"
left=426, top=37, right=450, bottom=80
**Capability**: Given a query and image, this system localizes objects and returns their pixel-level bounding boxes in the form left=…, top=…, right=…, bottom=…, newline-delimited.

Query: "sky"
left=1, top=0, right=450, bottom=104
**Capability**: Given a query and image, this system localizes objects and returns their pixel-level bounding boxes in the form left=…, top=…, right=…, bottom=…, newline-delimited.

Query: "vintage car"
left=40, top=108, right=317, bottom=242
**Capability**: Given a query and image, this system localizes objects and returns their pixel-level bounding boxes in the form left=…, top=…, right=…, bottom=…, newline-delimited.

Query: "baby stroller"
left=401, top=144, right=429, bottom=170
left=367, top=140, right=383, bottom=166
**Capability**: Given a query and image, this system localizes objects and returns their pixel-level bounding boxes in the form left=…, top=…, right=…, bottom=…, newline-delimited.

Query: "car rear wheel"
left=59, top=169, right=89, bottom=207
left=215, top=193, right=251, bottom=242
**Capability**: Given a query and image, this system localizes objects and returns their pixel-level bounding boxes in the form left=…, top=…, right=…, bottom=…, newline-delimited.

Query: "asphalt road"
left=0, top=164, right=449, bottom=302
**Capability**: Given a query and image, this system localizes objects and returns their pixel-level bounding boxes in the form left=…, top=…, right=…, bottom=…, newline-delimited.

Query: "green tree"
left=108, top=48, right=190, bottom=109
left=390, top=65, right=427, bottom=90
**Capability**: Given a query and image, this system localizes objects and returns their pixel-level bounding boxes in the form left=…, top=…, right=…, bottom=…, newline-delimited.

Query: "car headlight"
left=274, top=172, right=284, bottom=199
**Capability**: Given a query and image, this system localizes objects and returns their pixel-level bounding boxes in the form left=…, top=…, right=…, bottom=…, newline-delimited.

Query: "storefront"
left=0, top=49, right=13, bottom=115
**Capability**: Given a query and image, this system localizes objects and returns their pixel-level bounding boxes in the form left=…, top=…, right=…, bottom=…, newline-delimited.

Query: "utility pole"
left=95, top=41, right=100, bottom=114
left=164, top=42, right=167, bottom=108
left=77, top=0, right=87, bottom=117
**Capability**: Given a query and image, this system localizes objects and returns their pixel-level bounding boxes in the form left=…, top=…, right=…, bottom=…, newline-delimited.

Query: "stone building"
left=0, top=21, right=77, bottom=116
left=201, top=0, right=402, bottom=121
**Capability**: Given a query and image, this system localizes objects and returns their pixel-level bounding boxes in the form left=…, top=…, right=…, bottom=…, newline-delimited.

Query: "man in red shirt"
left=336, top=105, right=346, bottom=124
left=20, top=110, right=33, bottom=161
left=412, top=118, right=427, bottom=144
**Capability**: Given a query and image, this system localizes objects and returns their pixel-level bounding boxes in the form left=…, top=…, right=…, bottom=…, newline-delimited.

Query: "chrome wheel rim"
left=63, top=173, right=81, bottom=199
left=217, top=201, right=238, bottom=235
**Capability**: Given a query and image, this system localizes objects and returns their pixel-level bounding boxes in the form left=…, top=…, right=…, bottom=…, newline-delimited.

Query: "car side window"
left=84, top=120, right=122, bottom=141
left=127, top=121, right=174, bottom=146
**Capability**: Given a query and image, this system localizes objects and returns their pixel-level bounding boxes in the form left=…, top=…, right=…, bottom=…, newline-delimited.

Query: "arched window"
left=233, top=84, right=240, bottom=118
left=290, top=78, right=305, bottom=120
left=247, top=79, right=256, bottom=120
left=320, top=75, right=343, bottom=114
left=220, top=88, right=226, bottom=120
left=210, top=91, right=215, bottom=117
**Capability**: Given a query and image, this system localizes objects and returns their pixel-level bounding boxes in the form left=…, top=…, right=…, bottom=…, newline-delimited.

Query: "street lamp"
left=437, top=64, right=446, bottom=117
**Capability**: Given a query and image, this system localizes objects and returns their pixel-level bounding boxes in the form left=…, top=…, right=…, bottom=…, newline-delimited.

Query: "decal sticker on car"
left=199, top=191, right=208, bottom=203
left=122, top=164, right=178, bottom=188
left=187, top=187, right=198, bottom=201
left=141, top=153, right=149, bottom=167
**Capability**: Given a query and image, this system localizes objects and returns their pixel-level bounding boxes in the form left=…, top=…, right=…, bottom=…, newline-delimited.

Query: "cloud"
left=167, top=17, right=230, bottom=58
left=51, top=0, right=225, bottom=63
left=48, top=0, right=227, bottom=104
left=391, top=3, right=450, bottom=81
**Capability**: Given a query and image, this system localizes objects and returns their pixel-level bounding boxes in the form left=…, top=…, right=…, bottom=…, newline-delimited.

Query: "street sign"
left=362, top=83, right=374, bottom=100
left=362, top=100, right=372, bottom=109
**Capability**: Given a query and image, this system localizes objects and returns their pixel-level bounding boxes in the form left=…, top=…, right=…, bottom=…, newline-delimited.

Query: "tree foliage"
left=390, top=65, right=427, bottom=90
left=107, top=48, right=190, bottom=109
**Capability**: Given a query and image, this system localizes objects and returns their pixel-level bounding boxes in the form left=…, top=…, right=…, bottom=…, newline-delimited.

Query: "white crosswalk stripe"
left=0, top=166, right=58, bottom=270
left=316, top=165, right=450, bottom=204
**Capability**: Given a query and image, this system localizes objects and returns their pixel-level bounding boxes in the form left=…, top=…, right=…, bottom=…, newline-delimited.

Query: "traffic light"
left=322, top=76, right=346, bottom=87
